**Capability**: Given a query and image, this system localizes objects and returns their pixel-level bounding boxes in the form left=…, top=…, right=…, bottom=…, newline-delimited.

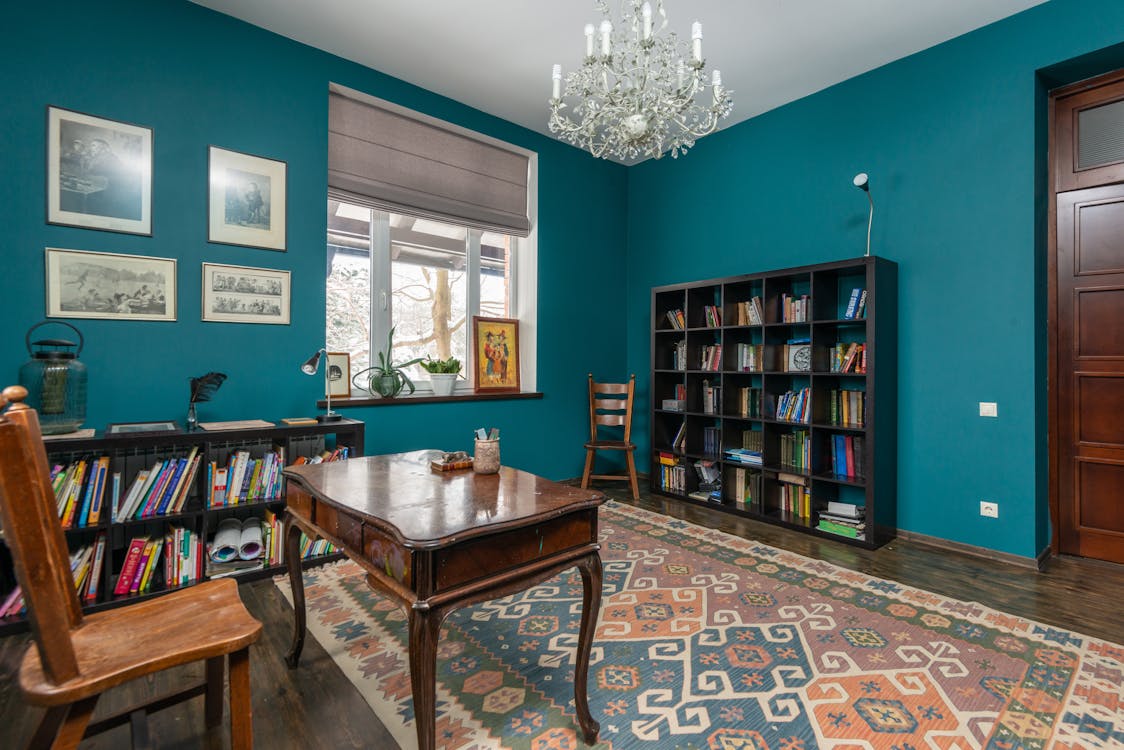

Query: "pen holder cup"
left=473, top=438, right=500, bottom=474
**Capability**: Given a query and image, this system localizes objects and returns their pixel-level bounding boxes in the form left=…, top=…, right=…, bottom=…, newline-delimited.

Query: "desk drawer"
left=315, top=504, right=363, bottom=550
left=364, top=525, right=412, bottom=587
left=435, top=510, right=596, bottom=590
left=287, top=487, right=312, bottom=519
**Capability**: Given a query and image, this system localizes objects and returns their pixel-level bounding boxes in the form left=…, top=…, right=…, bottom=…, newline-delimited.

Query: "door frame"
left=1047, top=68, right=1124, bottom=555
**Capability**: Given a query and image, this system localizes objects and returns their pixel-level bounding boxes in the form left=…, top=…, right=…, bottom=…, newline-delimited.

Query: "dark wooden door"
left=1053, top=73, right=1124, bottom=563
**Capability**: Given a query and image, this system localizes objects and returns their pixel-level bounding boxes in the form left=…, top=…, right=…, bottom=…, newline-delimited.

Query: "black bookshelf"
left=0, top=418, right=364, bottom=634
left=650, top=256, right=897, bottom=548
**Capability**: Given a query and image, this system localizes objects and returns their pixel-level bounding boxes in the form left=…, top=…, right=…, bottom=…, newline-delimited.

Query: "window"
left=327, top=199, right=524, bottom=395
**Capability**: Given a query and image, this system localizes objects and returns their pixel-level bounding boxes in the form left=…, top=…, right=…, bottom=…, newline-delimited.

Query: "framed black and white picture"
left=326, top=352, right=351, bottom=398
left=47, top=106, right=153, bottom=235
left=207, top=146, right=287, bottom=251
left=201, top=262, right=290, bottom=324
left=45, top=247, right=176, bottom=321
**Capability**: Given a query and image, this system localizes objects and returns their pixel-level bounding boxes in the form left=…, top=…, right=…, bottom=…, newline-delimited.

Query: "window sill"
left=318, top=391, right=544, bottom=408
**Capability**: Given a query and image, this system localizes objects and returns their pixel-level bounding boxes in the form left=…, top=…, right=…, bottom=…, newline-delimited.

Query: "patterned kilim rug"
left=274, top=501, right=1124, bottom=749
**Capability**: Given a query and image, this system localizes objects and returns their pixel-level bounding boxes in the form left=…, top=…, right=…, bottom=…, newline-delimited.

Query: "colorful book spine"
left=114, top=538, right=149, bottom=596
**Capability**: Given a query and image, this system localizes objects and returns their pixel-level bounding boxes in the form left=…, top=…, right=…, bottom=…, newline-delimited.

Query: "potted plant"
left=420, top=355, right=462, bottom=397
left=355, top=327, right=425, bottom=398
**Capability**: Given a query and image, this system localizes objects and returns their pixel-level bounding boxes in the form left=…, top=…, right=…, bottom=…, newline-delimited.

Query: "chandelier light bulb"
left=548, top=0, right=733, bottom=161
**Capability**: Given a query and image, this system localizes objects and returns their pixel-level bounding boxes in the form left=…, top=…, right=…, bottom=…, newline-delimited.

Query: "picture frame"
left=326, top=352, right=351, bottom=398
left=105, top=421, right=180, bottom=437
left=208, top=146, right=287, bottom=251
left=47, top=106, right=153, bottom=235
left=201, top=262, right=290, bottom=325
left=45, top=247, right=176, bottom=321
left=472, top=316, right=520, bottom=393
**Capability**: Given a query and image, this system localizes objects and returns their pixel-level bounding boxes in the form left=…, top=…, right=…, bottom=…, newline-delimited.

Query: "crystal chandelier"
left=548, top=0, right=733, bottom=161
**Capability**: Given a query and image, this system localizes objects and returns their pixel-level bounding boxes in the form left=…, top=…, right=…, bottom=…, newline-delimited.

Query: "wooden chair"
left=580, top=374, right=639, bottom=499
left=0, top=386, right=262, bottom=750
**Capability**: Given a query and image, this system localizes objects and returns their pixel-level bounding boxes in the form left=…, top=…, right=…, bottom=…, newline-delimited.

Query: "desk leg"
left=574, top=552, right=603, bottom=745
left=284, top=517, right=306, bottom=669
left=408, top=606, right=442, bottom=750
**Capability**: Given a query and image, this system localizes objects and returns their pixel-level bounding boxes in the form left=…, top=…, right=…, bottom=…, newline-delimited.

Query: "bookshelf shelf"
left=650, top=256, right=896, bottom=548
left=0, top=419, right=364, bottom=634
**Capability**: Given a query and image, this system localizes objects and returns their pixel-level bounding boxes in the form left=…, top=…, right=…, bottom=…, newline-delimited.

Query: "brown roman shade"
left=328, top=84, right=531, bottom=236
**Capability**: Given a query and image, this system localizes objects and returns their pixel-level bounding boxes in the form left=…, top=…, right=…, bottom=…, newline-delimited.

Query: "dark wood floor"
left=2, top=487, right=1122, bottom=749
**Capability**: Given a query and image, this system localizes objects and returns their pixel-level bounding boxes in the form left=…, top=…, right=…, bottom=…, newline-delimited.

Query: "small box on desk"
left=662, top=399, right=685, bottom=411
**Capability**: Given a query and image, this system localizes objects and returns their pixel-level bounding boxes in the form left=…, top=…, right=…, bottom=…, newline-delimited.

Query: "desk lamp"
left=300, top=348, right=342, bottom=422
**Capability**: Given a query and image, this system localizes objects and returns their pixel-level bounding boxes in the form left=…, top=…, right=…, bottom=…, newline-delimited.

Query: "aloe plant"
left=363, top=326, right=425, bottom=397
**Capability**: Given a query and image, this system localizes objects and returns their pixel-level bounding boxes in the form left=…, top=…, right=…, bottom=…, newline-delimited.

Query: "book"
left=844, top=287, right=862, bottom=318
left=198, top=419, right=275, bottom=431
left=114, top=537, right=149, bottom=596
left=84, top=532, right=107, bottom=603
left=281, top=417, right=318, bottom=425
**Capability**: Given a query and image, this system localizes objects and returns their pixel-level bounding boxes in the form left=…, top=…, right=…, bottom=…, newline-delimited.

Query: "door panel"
left=1056, top=185, right=1124, bottom=563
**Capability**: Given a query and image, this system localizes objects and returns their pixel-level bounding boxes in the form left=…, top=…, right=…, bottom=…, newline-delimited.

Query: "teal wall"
left=0, top=0, right=628, bottom=479
left=627, top=0, right=1124, bottom=559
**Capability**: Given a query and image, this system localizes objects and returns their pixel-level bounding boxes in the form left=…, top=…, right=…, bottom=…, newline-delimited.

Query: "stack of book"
left=724, top=447, right=762, bottom=466
left=0, top=533, right=107, bottom=617
left=665, top=308, right=686, bottom=329
left=700, top=344, right=722, bottom=371
left=657, top=453, right=686, bottom=492
left=727, top=466, right=761, bottom=508
left=830, top=342, right=866, bottom=373
left=817, top=502, right=866, bottom=539
left=781, top=293, right=810, bottom=322
left=670, top=421, right=687, bottom=452
left=735, top=343, right=763, bottom=372
left=703, top=305, right=722, bottom=327
left=830, top=434, right=865, bottom=479
left=114, top=534, right=168, bottom=597
left=688, top=460, right=721, bottom=503
left=774, top=471, right=810, bottom=517
left=735, top=297, right=764, bottom=325
left=774, top=387, right=811, bottom=423
left=702, top=426, right=721, bottom=457
left=737, top=387, right=762, bottom=417
left=671, top=340, right=688, bottom=370
left=778, top=430, right=810, bottom=470
left=701, top=380, right=721, bottom=414
left=115, top=447, right=202, bottom=520
left=843, top=288, right=867, bottom=319
left=828, top=389, right=866, bottom=427
left=51, top=456, right=115, bottom=528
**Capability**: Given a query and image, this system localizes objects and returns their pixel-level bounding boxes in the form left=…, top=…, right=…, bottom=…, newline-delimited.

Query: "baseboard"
left=897, top=529, right=1050, bottom=572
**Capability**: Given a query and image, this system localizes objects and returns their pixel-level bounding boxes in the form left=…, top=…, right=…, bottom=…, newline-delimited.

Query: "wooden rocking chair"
left=0, top=386, right=262, bottom=749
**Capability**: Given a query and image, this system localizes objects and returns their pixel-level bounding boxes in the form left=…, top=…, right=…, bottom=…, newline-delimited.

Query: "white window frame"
left=329, top=154, right=537, bottom=397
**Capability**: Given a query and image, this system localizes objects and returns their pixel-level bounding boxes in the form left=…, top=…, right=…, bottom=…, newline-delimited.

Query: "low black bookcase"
left=0, top=418, right=364, bottom=634
left=650, top=256, right=897, bottom=548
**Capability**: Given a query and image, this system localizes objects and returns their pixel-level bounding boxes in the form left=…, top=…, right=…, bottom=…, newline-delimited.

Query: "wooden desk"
left=282, top=450, right=605, bottom=749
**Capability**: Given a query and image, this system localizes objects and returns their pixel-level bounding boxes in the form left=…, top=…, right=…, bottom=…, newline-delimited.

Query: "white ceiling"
left=191, top=0, right=1047, bottom=161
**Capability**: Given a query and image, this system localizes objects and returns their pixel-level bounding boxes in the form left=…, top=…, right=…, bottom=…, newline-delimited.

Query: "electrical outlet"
left=979, top=402, right=998, bottom=417
left=980, top=501, right=999, bottom=518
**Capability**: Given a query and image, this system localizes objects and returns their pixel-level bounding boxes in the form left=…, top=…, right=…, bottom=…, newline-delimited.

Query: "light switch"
left=979, top=402, right=998, bottom=418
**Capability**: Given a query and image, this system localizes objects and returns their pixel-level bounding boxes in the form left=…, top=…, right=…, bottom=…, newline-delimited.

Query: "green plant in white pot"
left=420, top=355, right=462, bottom=397
left=355, top=327, right=425, bottom=398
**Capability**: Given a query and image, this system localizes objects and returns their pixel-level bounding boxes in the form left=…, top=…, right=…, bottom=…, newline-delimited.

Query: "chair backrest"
left=587, top=374, right=636, bottom=443
left=0, top=386, right=83, bottom=683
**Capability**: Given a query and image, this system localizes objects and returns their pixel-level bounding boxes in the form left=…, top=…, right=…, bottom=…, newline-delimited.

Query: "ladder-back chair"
left=0, top=386, right=262, bottom=749
left=580, top=374, right=639, bottom=499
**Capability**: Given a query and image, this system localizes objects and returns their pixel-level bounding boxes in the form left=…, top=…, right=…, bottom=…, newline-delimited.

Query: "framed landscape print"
left=47, top=106, right=153, bottom=235
left=208, top=146, right=287, bottom=251
left=45, top=248, right=175, bottom=321
left=326, top=352, right=351, bottom=398
left=472, top=316, right=520, bottom=393
left=201, top=262, right=290, bottom=324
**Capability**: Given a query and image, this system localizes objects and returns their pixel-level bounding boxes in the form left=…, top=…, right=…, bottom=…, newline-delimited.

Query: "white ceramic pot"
left=429, top=373, right=458, bottom=397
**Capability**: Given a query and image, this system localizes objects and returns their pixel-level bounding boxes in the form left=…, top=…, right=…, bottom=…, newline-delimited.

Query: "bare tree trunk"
left=432, top=268, right=451, bottom=359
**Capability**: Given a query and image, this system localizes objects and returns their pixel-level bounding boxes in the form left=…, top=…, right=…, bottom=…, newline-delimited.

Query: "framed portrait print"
left=208, top=146, right=287, bottom=251
left=472, top=316, right=520, bottom=393
left=201, top=263, right=290, bottom=325
left=326, top=352, right=351, bottom=398
left=47, top=106, right=153, bottom=235
left=45, top=248, right=176, bottom=321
